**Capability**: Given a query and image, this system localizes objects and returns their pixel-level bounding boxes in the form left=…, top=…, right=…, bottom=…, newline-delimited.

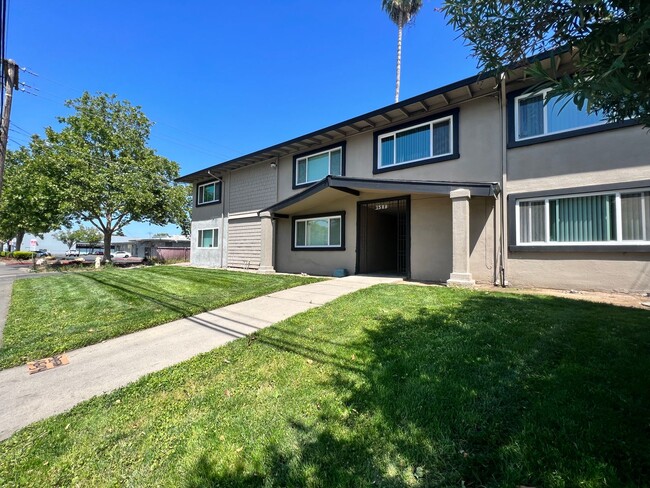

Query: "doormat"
left=27, top=354, right=70, bottom=374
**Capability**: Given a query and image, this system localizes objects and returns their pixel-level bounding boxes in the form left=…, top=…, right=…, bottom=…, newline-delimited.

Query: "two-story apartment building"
left=178, top=51, right=650, bottom=292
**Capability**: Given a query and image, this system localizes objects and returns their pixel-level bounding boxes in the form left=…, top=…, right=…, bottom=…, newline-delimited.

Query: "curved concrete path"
left=0, top=275, right=401, bottom=441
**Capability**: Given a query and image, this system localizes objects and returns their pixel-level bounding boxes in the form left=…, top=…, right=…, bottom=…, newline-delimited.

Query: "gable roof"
left=263, top=176, right=500, bottom=215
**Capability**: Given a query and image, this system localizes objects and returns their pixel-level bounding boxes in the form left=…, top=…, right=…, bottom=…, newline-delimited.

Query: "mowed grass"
left=0, top=266, right=319, bottom=369
left=2, top=287, right=649, bottom=487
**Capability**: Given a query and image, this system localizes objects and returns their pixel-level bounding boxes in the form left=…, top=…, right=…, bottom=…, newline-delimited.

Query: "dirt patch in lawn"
left=401, top=280, right=650, bottom=310
left=475, top=284, right=649, bottom=310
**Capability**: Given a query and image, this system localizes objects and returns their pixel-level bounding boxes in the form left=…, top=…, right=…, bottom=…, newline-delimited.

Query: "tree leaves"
left=44, top=92, right=188, bottom=254
left=0, top=139, right=70, bottom=243
left=442, top=0, right=650, bottom=126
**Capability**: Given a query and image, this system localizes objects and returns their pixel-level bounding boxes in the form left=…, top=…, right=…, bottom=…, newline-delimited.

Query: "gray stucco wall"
left=505, top=125, right=650, bottom=292
left=410, top=195, right=495, bottom=283
left=191, top=217, right=226, bottom=267
left=275, top=196, right=358, bottom=276
left=190, top=174, right=228, bottom=267
left=507, top=253, right=649, bottom=293
left=507, top=125, right=650, bottom=193
left=273, top=190, right=495, bottom=282
left=275, top=97, right=502, bottom=202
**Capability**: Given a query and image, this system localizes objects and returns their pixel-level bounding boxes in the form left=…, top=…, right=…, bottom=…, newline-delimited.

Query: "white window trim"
left=515, top=188, right=650, bottom=246
left=197, top=181, right=221, bottom=206
left=197, top=228, right=218, bottom=248
left=514, top=88, right=607, bottom=142
left=294, top=215, right=342, bottom=248
left=377, top=115, right=453, bottom=168
left=295, top=147, right=343, bottom=186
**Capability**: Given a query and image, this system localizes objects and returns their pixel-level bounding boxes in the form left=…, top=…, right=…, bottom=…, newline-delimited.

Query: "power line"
left=9, top=65, right=247, bottom=163
left=149, top=132, right=234, bottom=160
left=9, top=122, right=30, bottom=135
left=152, top=119, right=241, bottom=156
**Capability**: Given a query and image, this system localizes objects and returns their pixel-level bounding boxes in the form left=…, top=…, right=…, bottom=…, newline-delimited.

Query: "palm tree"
left=382, top=0, right=423, bottom=103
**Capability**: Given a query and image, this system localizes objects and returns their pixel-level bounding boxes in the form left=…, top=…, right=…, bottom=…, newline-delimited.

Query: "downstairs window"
left=517, top=190, right=650, bottom=245
left=198, top=229, right=218, bottom=248
left=293, top=213, right=344, bottom=250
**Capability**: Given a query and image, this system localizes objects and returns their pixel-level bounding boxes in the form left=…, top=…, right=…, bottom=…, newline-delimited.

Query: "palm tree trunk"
left=394, top=11, right=404, bottom=103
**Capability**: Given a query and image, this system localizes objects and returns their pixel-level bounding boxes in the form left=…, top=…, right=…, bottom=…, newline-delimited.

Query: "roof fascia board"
left=262, top=176, right=498, bottom=214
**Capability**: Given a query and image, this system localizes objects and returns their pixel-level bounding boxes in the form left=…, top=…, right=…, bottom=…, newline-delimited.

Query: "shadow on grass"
left=185, top=291, right=650, bottom=487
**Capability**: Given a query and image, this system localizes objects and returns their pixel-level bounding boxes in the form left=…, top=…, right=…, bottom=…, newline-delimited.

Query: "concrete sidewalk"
left=0, top=275, right=400, bottom=441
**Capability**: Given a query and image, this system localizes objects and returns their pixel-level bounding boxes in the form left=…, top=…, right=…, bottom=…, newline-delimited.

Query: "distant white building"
left=112, top=235, right=190, bottom=259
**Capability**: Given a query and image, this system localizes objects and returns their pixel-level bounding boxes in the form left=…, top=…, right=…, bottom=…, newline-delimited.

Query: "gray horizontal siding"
left=227, top=218, right=262, bottom=269
left=229, top=163, right=277, bottom=213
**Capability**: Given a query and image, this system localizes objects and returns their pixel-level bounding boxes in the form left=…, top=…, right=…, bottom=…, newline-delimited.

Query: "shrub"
left=13, top=251, right=35, bottom=260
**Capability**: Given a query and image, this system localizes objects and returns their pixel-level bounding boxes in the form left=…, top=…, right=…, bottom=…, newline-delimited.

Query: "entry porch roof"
left=262, top=176, right=499, bottom=215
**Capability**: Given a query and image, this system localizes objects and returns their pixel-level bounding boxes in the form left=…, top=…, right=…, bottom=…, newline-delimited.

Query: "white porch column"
left=446, top=188, right=475, bottom=287
left=258, top=211, right=276, bottom=274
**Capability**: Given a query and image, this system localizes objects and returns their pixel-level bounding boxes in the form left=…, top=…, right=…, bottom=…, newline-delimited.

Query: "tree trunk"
left=103, top=232, right=112, bottom=262
left=15, top=230, right=25, bottom=251
left=395, top=12, right=403, bottom=103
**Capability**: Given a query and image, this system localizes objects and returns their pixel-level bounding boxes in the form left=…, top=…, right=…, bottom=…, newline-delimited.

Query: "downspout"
left=273, top=158, right=279, bottom=270
left=220, top=173, right=227, bottom=268
left=499, top=74, right=508, bottom=287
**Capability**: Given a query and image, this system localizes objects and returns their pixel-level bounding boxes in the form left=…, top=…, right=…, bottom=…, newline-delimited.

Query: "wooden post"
left=0, top=59, right=19, bottom=200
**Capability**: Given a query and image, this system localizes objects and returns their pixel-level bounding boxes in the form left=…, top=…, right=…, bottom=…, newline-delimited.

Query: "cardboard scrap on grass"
left=27, top=354, right=69, bottom=374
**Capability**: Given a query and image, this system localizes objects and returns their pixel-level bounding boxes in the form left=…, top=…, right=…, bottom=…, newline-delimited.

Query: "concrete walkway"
left=0, top=275, right=400, bottom=441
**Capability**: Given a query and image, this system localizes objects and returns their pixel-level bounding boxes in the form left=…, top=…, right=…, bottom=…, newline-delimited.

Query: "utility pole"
left=0, top=58, right=19, bottom=200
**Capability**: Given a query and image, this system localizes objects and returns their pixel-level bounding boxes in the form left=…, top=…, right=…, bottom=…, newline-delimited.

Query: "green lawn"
left=1, top=285, right=649, bottom=487
left=0, top=266, right=319, bottom=369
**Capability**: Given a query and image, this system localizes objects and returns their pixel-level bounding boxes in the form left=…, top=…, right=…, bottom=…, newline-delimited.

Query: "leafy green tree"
left=54, top=225, right=102, bottom=251
left=0, top=141, right=69, bottom=250
left=53, top=229, right=76, bottom=251
left=45, top=92, right=187, bottom=259
left=82, top=227, right=103, bottom=251
left=382, top=0, right=423, bottom=102
left=442, top=0, right=650, bottom=125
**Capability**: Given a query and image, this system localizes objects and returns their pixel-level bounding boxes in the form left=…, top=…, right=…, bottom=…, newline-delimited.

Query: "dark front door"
left=357, top=196, right=410, bottom=277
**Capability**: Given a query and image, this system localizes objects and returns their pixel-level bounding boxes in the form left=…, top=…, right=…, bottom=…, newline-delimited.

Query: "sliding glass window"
left=294, top=215, right=343, bottom=249
left=516, top=190, right=650, bottom=245
left=378, top=116, right=452, bottom=168
left=515, top=89, right=605, bottom=141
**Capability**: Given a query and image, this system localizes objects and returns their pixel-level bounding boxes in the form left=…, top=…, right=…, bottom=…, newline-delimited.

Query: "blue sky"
left=6, top=0, right=478, bottom=245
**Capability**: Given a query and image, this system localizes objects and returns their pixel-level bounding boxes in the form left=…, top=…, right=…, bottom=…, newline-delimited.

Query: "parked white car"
left=111, top=251, right=131, bottom=259
left=65, top=249, right=80, bottom=257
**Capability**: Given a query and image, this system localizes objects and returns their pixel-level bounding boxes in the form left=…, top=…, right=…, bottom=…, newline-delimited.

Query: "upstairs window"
left=373, top=109, right=459, bottom=174
left=515, top=89, right=605, bottom=141
left=516, top=190, right=650, bottom=245
left=197, top=180, right=222, bottom=206
left=294, top=145, right=344, bottom=187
